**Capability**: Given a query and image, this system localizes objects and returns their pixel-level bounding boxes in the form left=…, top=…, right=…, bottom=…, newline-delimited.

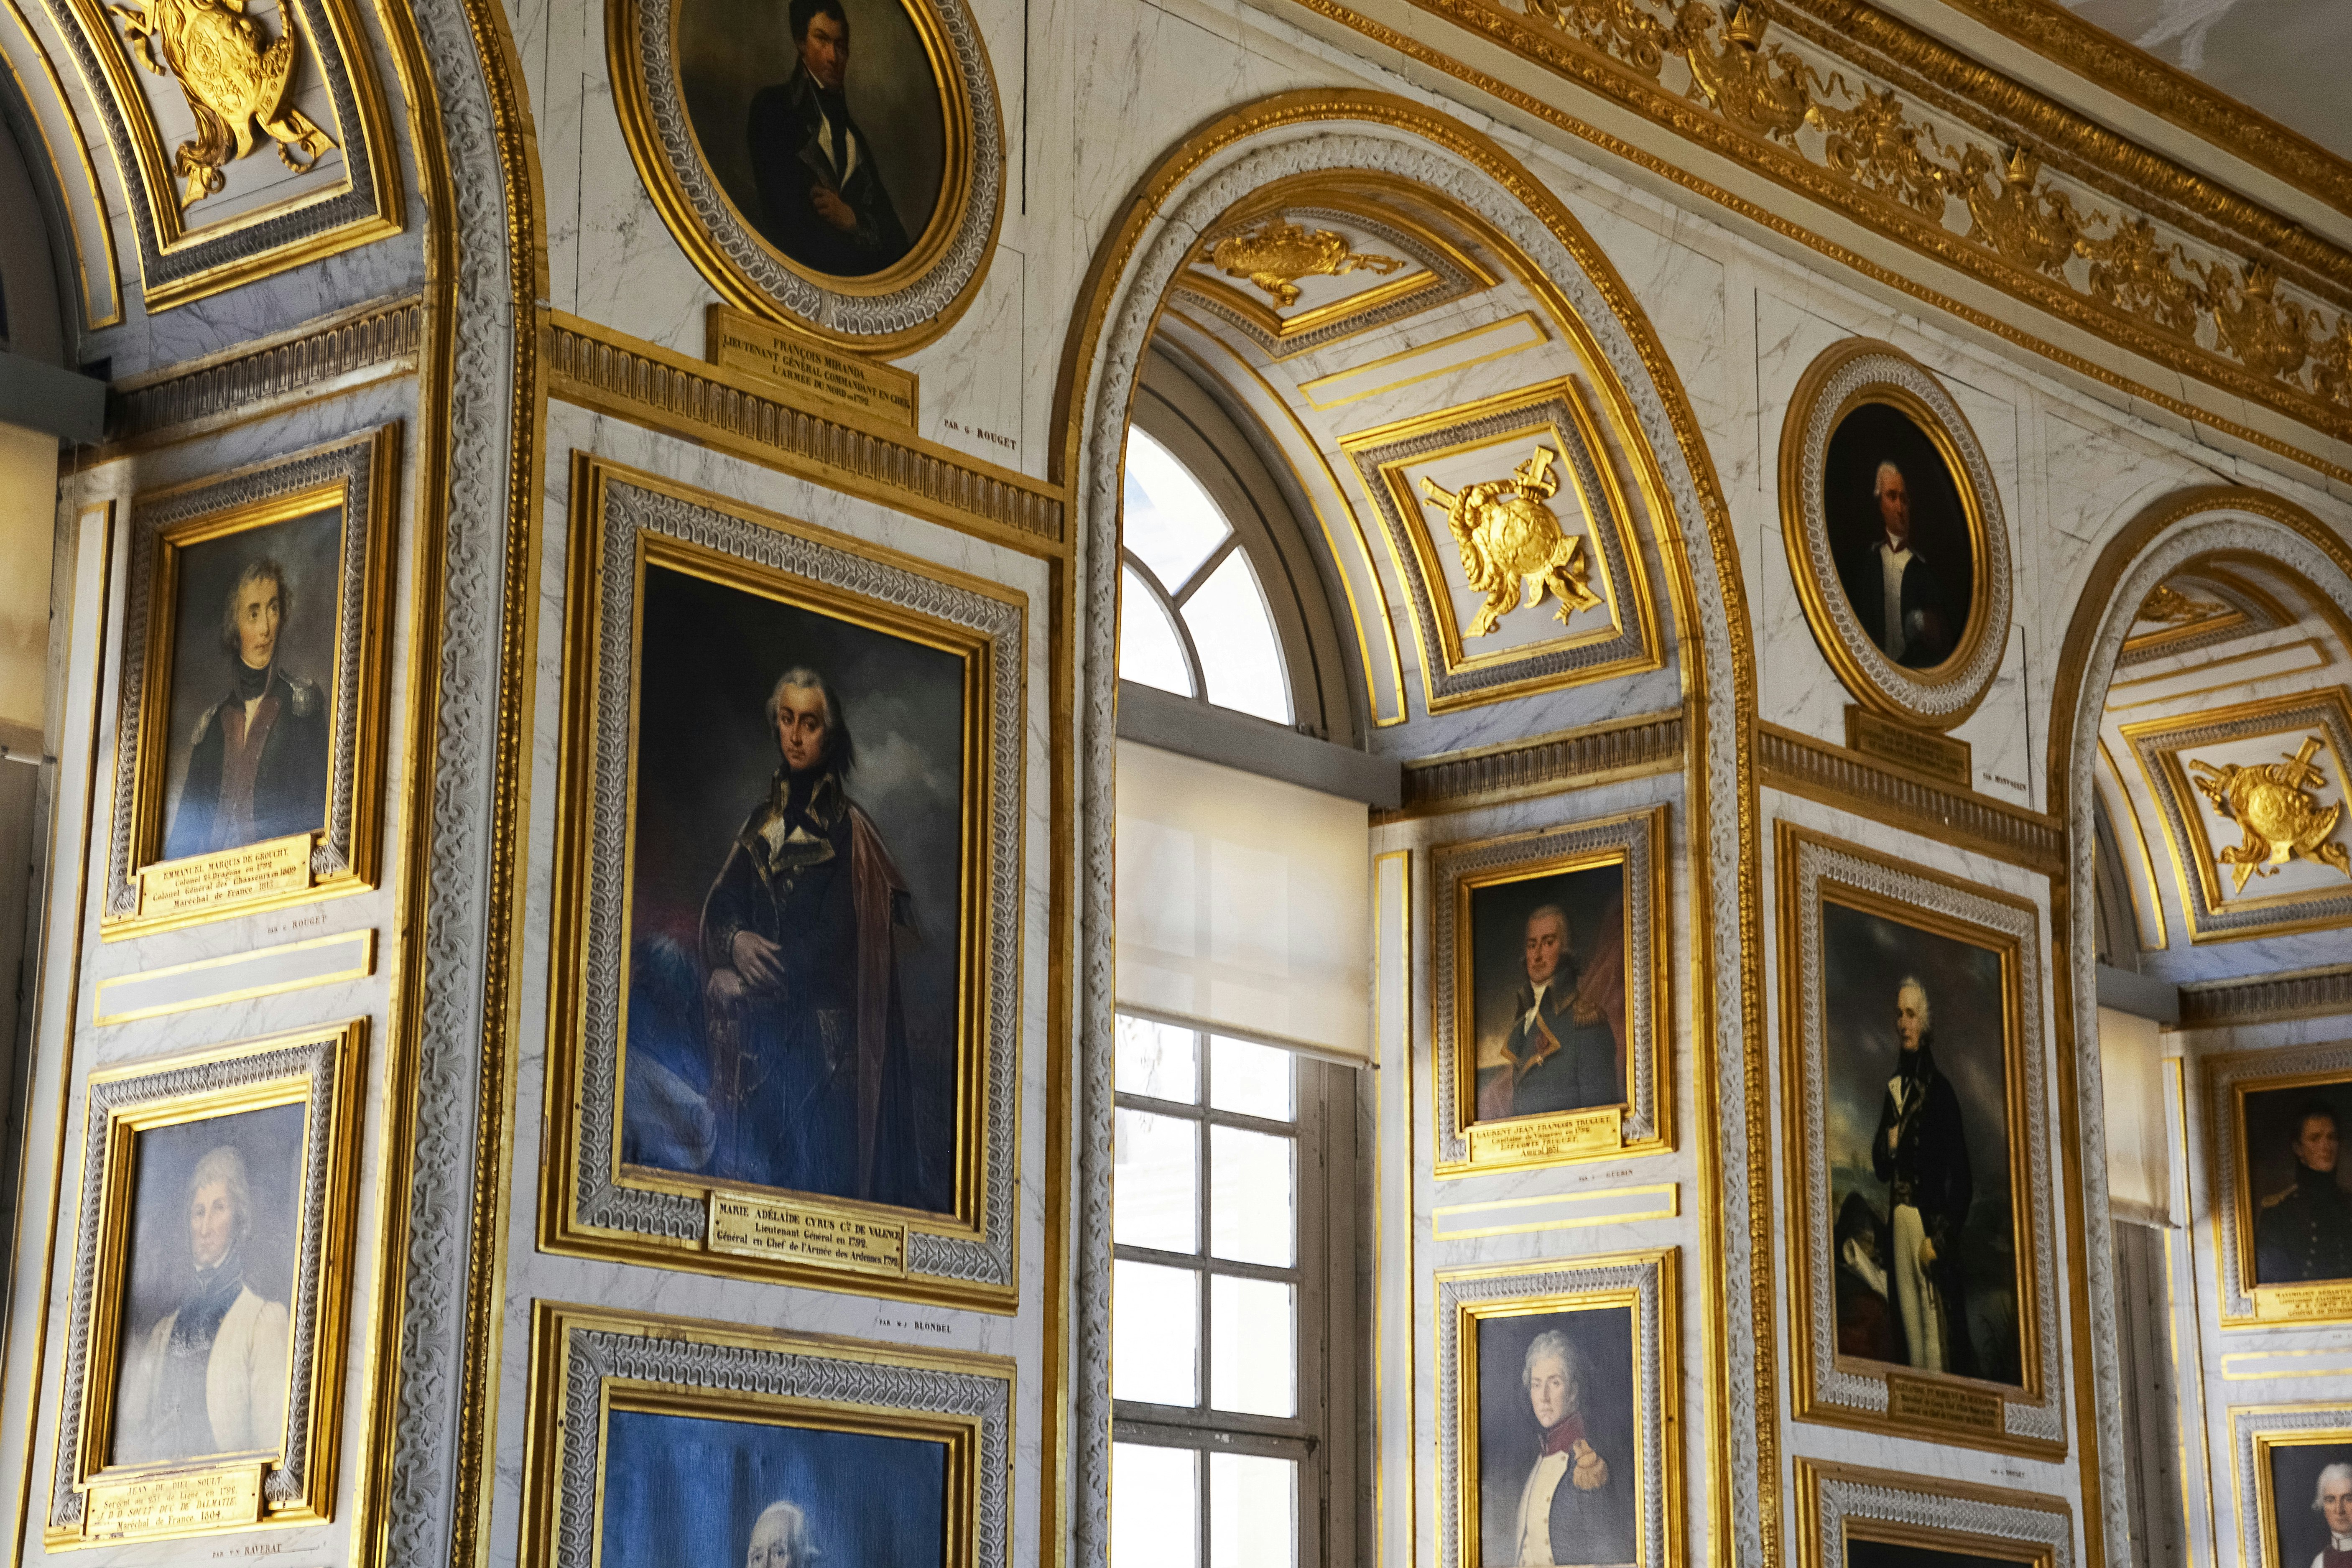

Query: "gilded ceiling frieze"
left=1395, top=0, right=2352, bottom=443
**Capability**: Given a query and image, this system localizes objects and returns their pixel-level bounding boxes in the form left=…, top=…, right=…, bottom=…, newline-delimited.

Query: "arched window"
left=1119, top=427, right=1293, bottom=726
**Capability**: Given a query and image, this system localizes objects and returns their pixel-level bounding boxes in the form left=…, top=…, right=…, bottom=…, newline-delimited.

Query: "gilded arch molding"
left=2046, top=486, right=2352, bottom=1563
left=1053, top=89, right=1765, bottom=1567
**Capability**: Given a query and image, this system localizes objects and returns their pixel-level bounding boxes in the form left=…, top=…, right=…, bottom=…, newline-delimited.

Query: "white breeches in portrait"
left=1889, top=1202, right=1945, bottom=1374
left=114, top=1286, right=292, bottom=1461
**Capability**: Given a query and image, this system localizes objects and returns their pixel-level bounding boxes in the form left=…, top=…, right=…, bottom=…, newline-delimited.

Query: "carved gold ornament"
left=2138, top=583, right=2227, bottom=627
left=1440, top=0, right=2352, bottom=434
left=112, top=0, right=337, bottom=207
left=2188, top=735, right=2352, bottom=893
left=1207, top=216, right=1404, bottom=310
left=1420, top=445, right=1602, bottom=638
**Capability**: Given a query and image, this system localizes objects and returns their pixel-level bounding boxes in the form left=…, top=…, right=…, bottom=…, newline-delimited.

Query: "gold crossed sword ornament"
left=1207, top=216, right=1403, bottom=310
left=2189, top=734, right=2352, bottom=893
left=1420, top=445, right=1603, bottom=639
left=112, top=0, right=338, bottom=207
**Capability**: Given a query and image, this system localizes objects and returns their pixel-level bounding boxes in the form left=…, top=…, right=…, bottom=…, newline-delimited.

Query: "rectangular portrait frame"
left=1431, top=806, right=1670, bottom=1175
left=521, top=1304, right=1011, bottom=1568
left=101, top=426, right=401, bottom=937
left=45, top=1019, right=367, bottom=1545
left=1792, top=1458, right=2073, bottom=1568
left=1776, top=823, right=2064, bottom=1458
left=2204, top=1039, right=2352, bottom=1326
left=542, top=456, right=1026, bottom=1308
left=1435, top=1248, right=1681, bottom=1568
left=2231, top=1403, right=2352, bottom=1568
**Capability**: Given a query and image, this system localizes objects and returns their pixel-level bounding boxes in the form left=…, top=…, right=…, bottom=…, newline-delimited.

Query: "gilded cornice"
left=1373, top=707, right=1684, bottom=821
left=104, top=294, right=421, bottom=449
left=1758, top=720, right=2063, bottom=873
left=1293, top=0, right=2352, bottom=453
left=1925, top=0, right=2352, bottom=222
left=2178, top=961, right=2352, bottom=1029
left=545, top=312, right=1066, bottom=553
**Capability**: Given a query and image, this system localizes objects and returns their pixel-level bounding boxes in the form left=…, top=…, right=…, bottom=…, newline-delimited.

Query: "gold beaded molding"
left=1314, top=0, right=2352, bottom=448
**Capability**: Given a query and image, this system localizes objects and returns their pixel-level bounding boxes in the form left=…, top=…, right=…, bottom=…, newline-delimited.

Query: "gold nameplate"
left=707, top=1191, right=907, bottom=1277
left=82, top=1462, right=265, bottom=1540
left=1846, top=707, right=1972, bottom=788
left=2252, top=1282, right=2352, bottom=1322
left=707, top=306, right=918, bottom=429
left=1885, top=1373, right=2004, bottom=1433
left=138, top=834, right=312, bottom=919
left=1468, top=1105, right=1622, bottom=1165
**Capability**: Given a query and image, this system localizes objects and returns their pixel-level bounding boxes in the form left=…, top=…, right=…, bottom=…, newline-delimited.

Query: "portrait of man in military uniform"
left=1821, top=901, right=2024, bottom=1389
left=2247, top=1087, right=2352, bottom=1288
left=1467, top=862, right=1627, bottom=1128
left=618, top=561, right=967, bottom=1217
left=1474, top=1307, right=1639, bottom=1568
left=1823, top=400, right=1976, bottom=672
left=158, top=505, right=345, bottom=865
left=2264, top=1440, right=2352, bottom=1568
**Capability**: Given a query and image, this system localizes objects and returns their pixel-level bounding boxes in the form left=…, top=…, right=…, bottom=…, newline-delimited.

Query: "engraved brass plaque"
left=1468, top=1105, right=1622, bottom=1166
left=82, top=1462, right=264, bottom=1540
left=2252, top=1282, right=2352, bottom=1322
left=707, top=1191, right=908, bottom=1276
left=707, top=307, right=918, bottom=428
left=1846, top=707, right=1973, bottom=788
left=1885, top=1372, right=2004, bottom=1433
left=138, top=833, right=312, bottom=918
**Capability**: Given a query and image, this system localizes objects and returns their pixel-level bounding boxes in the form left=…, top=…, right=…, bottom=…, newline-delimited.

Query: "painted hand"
left=732, top=929, right=788, bottom=992
left=812, top=185, right=856, bottom=232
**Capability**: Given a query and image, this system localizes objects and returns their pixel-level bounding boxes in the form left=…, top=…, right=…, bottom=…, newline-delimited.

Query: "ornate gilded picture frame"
left=543, top=456, right=1024, bottom=1308
left=1778, top=339, right=2012, bottom=732
left=1431, top=806, right=1669, bottom=1175
left=1793, top=1458, right=2073, bottom=1568
left=609, top=0, right=1004, bottom=355
left=524, top=1304, right=1009, bottom=1568
left=1776, top=823, right=2062, bottom=1458
left=2204, top=1039, right=2352, bottom=1326
left=2232, top=1404, right=2352, bottom=1568
left=101, top=426, right=400, bottom=938
left=44, top=1020, right=366, bottom=1546
left=1436, top=1249, right=1679, bottom=1568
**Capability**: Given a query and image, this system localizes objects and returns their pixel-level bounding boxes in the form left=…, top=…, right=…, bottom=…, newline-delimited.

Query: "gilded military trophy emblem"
left=112, top=0, right=338, bottom=206
left=1207, top=214, right=1404, bottom=309
left=1420, top=446, right=1603, bottom=639
left=2188, top=734, right=2352, bottom=892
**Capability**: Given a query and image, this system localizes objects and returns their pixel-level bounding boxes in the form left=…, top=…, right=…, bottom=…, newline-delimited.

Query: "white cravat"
left=1520, top=983, right=1550, bottom=1035
left=812, top=99, right=859, bottom=184
left=1876, top=538, right=1912, bottom=662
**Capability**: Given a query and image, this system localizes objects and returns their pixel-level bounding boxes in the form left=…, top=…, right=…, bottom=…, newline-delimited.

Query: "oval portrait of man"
left=676, top=0, right=951, bottom=280
left=1822, top=400, right=1978, bottom=674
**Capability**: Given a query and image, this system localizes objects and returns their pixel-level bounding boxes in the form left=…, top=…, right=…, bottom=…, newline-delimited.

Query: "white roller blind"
left=1115, top=739, right=1372, bottom=1065
left=2098, top=1006, right=2172, bottom=1223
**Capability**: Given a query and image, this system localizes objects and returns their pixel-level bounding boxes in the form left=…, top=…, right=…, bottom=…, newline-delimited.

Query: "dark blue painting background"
left=599, top=1408, right=949, bottom=1568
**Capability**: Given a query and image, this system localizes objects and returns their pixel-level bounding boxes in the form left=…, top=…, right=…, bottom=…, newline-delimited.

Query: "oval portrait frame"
left=611, top=0, right=1005, bottom=355
left=1778, top=339, right=2012, bottom=731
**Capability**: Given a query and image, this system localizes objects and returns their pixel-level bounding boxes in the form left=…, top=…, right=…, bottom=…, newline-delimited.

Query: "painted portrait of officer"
left=746, top=0, right=915, bottom=275
left=2250, top=1094, right=2352, bottom=1288
left=161, top=555, right=329, bottom=863
left=1476, top=1311, right=1638, bottom=1568
left=1468, top=865, right=1627, bottom=1127
left=1822, top=400, right=1975, bottom=673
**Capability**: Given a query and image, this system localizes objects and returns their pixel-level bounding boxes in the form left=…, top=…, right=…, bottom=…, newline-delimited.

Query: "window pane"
left=1120, top=566, right=1196, bottom=697
left=1114, top=1443, right=1201, bottom=1568
left=1209, top=1035, right=1293, bottom=1122
left=1115, top=1108, right=1199, bottom=1254
left=1125, top=428, right=1232, bottom=591
left=1209, top=1126, right=1295, bottom=1267
left=1209, top=1452, right=1297, bottom=1568
left=1184, top=550, right=1291, bottom=724
left=1117, top=1015, right=1199, bottom=1103
left=1209, top=1275, right=1296, bottom=1417
left=1113, top=1259, right=1200, bottom=1406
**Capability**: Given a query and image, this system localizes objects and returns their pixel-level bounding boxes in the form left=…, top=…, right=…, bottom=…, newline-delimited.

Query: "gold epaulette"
left=2261, top=1185, right=2298, bottom=1209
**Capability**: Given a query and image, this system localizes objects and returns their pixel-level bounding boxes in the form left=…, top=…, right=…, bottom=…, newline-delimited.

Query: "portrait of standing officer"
left=1868, top=975, right=1978, bottom=1379
left=162, top=556, right=330, bottom=863
left=747, top=0, right=913, bottom=275
left=699, top=665, right=929, bottom=1207
left=2253, top=1099, right=2352, bottom=1287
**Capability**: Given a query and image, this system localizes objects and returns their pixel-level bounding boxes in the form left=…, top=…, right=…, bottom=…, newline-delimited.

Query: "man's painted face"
left=234, top=576, right=282, bottom=671
left=1526, top=1354, right=1575, bottom=1431
left=2296, top=1114, right=2340, bottom=1175
left=1894, top=985, right=1927, bottom=1054
left=745, top=1511, right=794, bottom=1568
left=1875, top=467, right=1911, bottom=543
left=188, top=1178, right=235, bottom=1271
left=775, top=686, right=831, bottom=774
left=798, top=11, right=848, bottom=91
left=2323, top=1474, right=2352, bottom=1536
left=1523, top=912, right=1567, bottom=989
